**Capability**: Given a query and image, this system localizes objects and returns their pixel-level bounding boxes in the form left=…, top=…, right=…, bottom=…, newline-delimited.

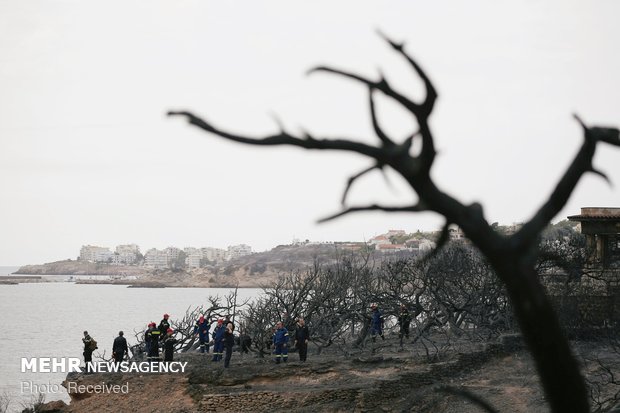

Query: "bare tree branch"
left=168, top=32, right=619, bottom=413
left=318, top=203, right=425, bottom=223
left=368, top=88, right=394, bottom=145
left=167, top=110, right=386, bottom=161
left=342, top=163, right=383, bottom=206
left=514, top=115, right=620, bottom=249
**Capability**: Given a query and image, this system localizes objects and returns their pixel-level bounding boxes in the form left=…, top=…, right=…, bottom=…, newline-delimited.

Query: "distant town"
left=77, top=223, right=528, bottom=270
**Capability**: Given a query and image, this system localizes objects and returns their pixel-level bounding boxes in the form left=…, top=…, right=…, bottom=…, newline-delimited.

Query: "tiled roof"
left=567, top=215, right=620, bottom=221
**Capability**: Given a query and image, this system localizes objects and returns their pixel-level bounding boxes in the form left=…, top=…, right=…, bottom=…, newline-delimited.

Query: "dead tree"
left=169, top=34, right=619, bottom=413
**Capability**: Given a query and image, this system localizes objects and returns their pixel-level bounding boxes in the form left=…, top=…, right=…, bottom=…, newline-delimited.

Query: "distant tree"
left=199, top=257, right=214, bottom=267
left=170, top=33, right=619, bottom=413
left=170, top=251, right=187, bottom=271
left=134, top=252, right=144, bottom=265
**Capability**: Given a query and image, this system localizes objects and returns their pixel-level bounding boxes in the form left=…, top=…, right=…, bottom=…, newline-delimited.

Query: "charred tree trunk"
left=169, top=33, right=619, bottom=413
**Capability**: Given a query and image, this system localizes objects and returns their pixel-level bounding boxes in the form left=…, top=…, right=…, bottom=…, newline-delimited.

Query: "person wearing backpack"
left=82, top=331, right=97, bottom=373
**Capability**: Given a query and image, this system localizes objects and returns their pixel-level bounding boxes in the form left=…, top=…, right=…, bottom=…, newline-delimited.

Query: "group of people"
left=269, top=318, right=310, bottom=364
left=81, top=313, right=177, bottom=372
left=370, top=303, right=412, bottom=345
left=194, top=317, right=236, bottom=368
left=81, top=303, right=413, bottom=372
left=143, top=313, right=178, bottom=362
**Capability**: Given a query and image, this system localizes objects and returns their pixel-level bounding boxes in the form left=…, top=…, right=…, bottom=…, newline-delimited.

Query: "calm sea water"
left=0, top=266, right=20, bottom=276
left=0, top=280, right=260, bottom=412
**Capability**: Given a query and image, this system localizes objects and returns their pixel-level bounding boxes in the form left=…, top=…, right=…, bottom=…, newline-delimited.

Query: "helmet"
left=167, top=328, right=173, bottom=334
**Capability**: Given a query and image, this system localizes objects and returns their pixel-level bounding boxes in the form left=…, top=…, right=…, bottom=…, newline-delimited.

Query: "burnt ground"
left=36, top=334, right=567, bottom=413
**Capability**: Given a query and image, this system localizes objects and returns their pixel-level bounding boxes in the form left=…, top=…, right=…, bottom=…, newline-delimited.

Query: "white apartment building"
left=369, top=235, right=390, bottom=246
left=144, top=248, right=168, bottom=269
left=80, top=245, right=110, bottom=262
left=116, top=244, right=140, bottom=255
left=186, top=253, right=202, bottom=269
left=448, top=226, right=465, bottom=241
left=227, top=244, right=252, bottom=260
left=94, top=250, right=114, bottom=263
left=183, top=247, right=200, bottom=256
left=111, top=253, right=136, bottom=265
left=419, top=239, right=436, bottom=251
left=201, top=247, right=228, bottom=263
left=163, top=247, right=181, bottom=261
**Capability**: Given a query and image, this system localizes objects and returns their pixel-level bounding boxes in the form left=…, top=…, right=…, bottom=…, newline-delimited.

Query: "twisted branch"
left=168, top=32, right=619, bottom=413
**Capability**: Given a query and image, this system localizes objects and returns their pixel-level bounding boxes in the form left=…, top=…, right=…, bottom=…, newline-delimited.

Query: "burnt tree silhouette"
left=169, top=34, right=619, bottom=413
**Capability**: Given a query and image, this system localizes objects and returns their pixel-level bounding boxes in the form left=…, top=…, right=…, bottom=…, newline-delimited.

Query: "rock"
left=39, top=400, right=68, bottom=412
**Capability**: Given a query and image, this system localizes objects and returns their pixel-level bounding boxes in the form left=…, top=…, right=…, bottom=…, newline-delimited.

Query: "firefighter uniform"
left=273, top=325, right=289, bottom=363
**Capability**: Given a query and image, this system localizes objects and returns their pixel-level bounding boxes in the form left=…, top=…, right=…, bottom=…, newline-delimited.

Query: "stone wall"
left=545, top=269, right=620, bottom=330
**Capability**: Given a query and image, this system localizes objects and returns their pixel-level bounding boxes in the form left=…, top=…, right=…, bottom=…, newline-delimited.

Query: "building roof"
left=568, top=215, right=620, bottom=221
left=377, top=244, right=405, bottom=249
left=568, top=207, right=620, bottom=221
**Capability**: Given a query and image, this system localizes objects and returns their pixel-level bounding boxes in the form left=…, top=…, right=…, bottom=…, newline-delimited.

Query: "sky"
left=0, top=1, right=619, bottom=265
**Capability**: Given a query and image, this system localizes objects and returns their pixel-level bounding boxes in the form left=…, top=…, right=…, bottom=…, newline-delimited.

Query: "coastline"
left=12, top=258, right=282, bottom=288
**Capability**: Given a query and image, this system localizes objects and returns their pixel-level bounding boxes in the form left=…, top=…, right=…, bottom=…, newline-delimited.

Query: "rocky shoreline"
left=14, top=260, right=148, bottom=276
left=11, top=260, right=273, bottom=288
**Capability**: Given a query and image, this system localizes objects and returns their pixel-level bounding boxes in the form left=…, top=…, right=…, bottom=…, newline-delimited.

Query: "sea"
left=0, top=266, right=261, bottom=412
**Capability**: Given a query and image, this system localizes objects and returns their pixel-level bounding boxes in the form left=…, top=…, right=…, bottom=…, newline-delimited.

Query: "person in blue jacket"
left=370, top=304, right=384, bottom=342
left=273, top=321, right=289, bottom=364
left=211, top=319, right=225, bottom=361
left=193, top=315, right=210, bottom=354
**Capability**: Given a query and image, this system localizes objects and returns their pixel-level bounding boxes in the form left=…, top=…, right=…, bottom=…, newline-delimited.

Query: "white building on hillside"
left=184, top=247, right=200, bottom=256
left=370, top=235, right=390, bottom=246
left=80, top=245, right=110, bottom=262
left=228, top=244, right=252, bottom=260
left=419, top=239, right=436, bottom=251
left=201, top=247, right=227, bottom=263
left=448, top=226, right=465, bottom=241
left=94, top=250, right=114, bottom=263
left=187, top=253, right=202, bottom=269
left=116, top=244, right=140, bottom=255
left=145, top=248, right=168, bottom=269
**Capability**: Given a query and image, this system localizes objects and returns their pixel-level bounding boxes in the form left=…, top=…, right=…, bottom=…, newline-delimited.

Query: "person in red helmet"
left=163, top=328, right=177, bottom=363
left=146, top=322, right=161, bottom=360
left=158, top=313, right=170, bottom=340
left=211, top=319, right=226, bottom=362
left=193, top=315, right=210, bottom=354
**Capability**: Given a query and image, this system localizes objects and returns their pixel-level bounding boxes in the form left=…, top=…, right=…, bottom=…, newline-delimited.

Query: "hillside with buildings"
left=13, top=229, right=445, bottom=286
left=17, top=223, right=568, bottom=287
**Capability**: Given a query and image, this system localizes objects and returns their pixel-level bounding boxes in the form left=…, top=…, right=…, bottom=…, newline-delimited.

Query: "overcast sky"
left=1, top=1, right=618, bottom=265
